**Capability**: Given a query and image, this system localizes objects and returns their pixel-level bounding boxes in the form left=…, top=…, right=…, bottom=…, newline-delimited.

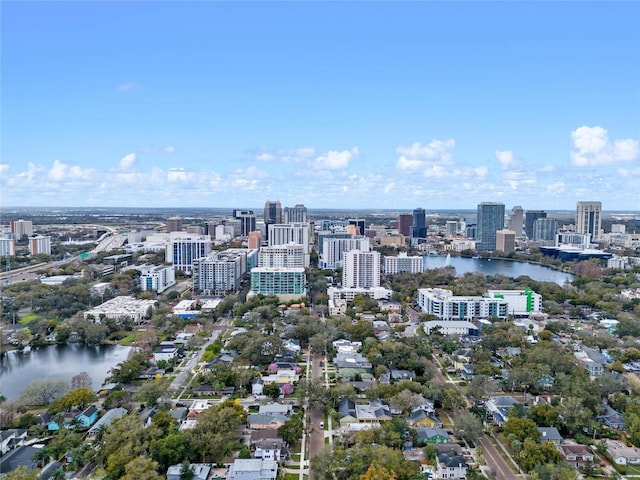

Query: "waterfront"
left=423, top=255, right=574, bottom=285
left=0, top=343, right=132, bottom=400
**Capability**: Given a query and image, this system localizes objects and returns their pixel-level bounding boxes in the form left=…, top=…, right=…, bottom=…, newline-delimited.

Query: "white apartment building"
left=166, top=232, right=211, bottom=275
left=29, top=235, right=51, bottom=255
left=417, top=288, right=509, bottom=321
left=384, top=252, right=423, bottom=274
left=10, top=220, right=33, bottom=239
left=343, top=250, right=380, bottom=288
left=485, top=289, right=542, bottom=316
left=267, top=223, right=311, bottom=266
left=319, top=236, right=370, bottom=270
left=258, top=243, right=305, bottom=268
left=84, top=296, right=157, bottom=324
left=192, top=249, right=249, bottom=295
left=0, top=238, right=16, bottom=256
left=140, top=265, right=176, bottom=293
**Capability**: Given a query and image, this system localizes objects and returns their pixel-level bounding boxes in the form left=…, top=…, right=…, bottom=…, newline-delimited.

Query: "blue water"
left=0, top=343, right=132, bottom=400
left=423, top=256, right=574, bottom=285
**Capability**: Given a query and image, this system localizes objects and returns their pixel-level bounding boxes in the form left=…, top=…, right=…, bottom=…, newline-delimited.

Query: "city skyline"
left=1, top=2, right=639, bottom=210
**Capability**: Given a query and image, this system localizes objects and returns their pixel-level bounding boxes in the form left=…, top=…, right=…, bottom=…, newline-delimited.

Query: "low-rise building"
left=84, top=296, right=156, bottom=324
left=228, top=458, right=278, bottom=480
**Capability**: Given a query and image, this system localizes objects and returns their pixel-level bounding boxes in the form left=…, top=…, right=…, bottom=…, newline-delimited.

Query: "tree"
left=467, top=375, right=497, bottom=402
left=361, top=464, right=397, bottom=480
left=453, top=411, right=484, bottom=445
left=14, top=328, right=33, bottom=347
left=120, top=456, right=163, bottom=480
left=2, top=466, right=39, bottom=480
left=179, top=462, right=195, bottom=480
left=71, top=372, right=93, bottom=389
left=503, top=417, right=540, bottom=444
left=391, top=390, right=427, bottom=415
left=263, top=383, right=281, bottom=400
left=21, top=378, right=68, bottom=405
left=134, top=379, right=170, bottom=407
left=527, top=404, right=560, bottom=428
left=278, top=413, right=304, bottom=446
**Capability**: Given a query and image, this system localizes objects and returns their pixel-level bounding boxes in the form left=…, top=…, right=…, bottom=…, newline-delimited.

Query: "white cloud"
left=0, top=163, right=8, bottom=174
left=383, top=182, right=395, bottom=194
left=48, top=160, right=94, bottom=181
left=570, top=125, right=639, bottom=166
left=314, top=147, right=359, bottom=170
left=140, top=145, right=176, bottom=154
left=119, top=153, right=136, bottom=170
left=167, top=168, right=190, bottom=182
left=546, top=181, right=565, bottom=195
left=495, top=150, right=516, bottom=168
left=117, top=81, right=139, bottom=92
left=395, top=139, right=456, bottom=174
left=255, top=147, right=316, bottom=163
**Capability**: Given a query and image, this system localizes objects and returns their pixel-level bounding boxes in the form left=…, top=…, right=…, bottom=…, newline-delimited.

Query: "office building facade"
left=496, top=229, right=516, bottom=253
left=166, top=217, right=183, bottom=233
left=397, top=213, right=413, bottom=237
left=0, top=238, right=16, bottom=256
left=263, top=200, right=282, bottom=240
left=476, top=202, right=505, bottom=251
left=166, top=233, right=211, bottom=275
left=140, top=265, right=176, bottom=293
left=284, top=204, right=308, bottom=223
left=508, top=206, right=524, bottom=237
left=525, top=210, right=546, bottom=239
left=533, top=218, right=559, bottom=242
left=576, top=201, right=602, bottom=241
left=411, top=208, right=427, bottom=239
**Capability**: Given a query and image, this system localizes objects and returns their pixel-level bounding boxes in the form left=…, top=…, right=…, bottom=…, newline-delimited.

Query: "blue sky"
left=2, top=1, right=639, bottom=211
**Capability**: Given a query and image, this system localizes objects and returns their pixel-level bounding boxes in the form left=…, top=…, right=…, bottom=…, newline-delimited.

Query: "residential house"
left=558, top=444, right=595, bottom=469
left=88, top=407, right=128, bottom=435
left=253, top=438, right=287, bottom=461
left=486, top=396, right=521, bottom=427
left=0, top=429, right=27, bottom=455
left=407, top=404, right=442, bottom=428
left=167, top=463, right=211, bottom=480
left=435, top=451, right=467, bottom=479
left=574, top=350, right=604, bottom=376
left=597, top=404, right=626, bottom=430
left=228, top=458, right=278, bottom=480
left=537, top=427, right=563, bottom=445
left=39, top=460, right=64, bottom=480
left=390, top=369, right=416, bottom=382
left=247, top=414, right=288, bottom=430
left=354, top=400, right=392, bottom=425
left=338, top=398, right=358, bottom=427
left=192, top=384, right=216, bottom=396
left=415, top=428, right=450, bottom=444
left=605, top=439, right=640, bottom=466
left=0, top=445, right=40, bottom=477
left=258, top=403, right=294, bottom=417
left=153, top=346, right=179, bottom=363
left=250, top=429, right=281, bottom=443
left=76, top=405, right=98, bottom=428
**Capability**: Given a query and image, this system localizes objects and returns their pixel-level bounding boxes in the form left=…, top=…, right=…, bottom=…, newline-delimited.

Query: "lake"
left=0, top=343, right=132, bottom=400
left=423, top=255, right=574, bottom=285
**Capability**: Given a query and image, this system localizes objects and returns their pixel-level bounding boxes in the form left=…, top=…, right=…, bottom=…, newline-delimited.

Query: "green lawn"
left=19, top=313, right=39, bottom=325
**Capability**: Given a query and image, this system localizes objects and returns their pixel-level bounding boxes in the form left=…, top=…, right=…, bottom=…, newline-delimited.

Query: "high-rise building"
left=284, top=204, right=308, bottom=223
left=348, top=219, right=366, bottom=236
left=29, top=235, right=51, bottom=255
left=0, top=238, right=16, bottom=256
left=263, top=200, right=282, bottom=240
left=445, top=221, right=458, bottom=237
left=140, top=265, right=176, bottom=293
left=525, top=210, right=546, bottom=239
left=495, top=229, right=516, bottom=253
left=411, top=208, right=427, bottom=239
left=507, top=206, right=524, bottom=237
left=259, top=244, right=305, bottom=268
left=248, top=231, right=262, bottom=250
left=166, top=217, right=183, bottom=233
left=342, top=250, right=381, bottom=289
left=166, top=232, right=211, bottom=274
left=249, top=267, right=306, bottom=301
left=533, top=218, right=559, bottom=242
left=10, top=220, right=33, bottom=240
left=576, top=201, right=602, bottom=241
left=476, top=202, right=505, bottom=251
left=193, top=249, right=248, bottom=295
left=319, top=236, right=370, bottom=270
left=398, top=213, right=413, bottom=236
left=384, top=252, right=423, bottom=274
left=233, top=210, right=257, bottom=237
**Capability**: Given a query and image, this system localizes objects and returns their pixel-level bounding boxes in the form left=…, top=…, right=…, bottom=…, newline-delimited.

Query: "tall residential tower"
left=476, top=202, right=505, bottom=251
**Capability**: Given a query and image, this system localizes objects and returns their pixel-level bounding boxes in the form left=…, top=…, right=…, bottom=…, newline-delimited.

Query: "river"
left=0, top=343, right=132, bottom=400
left=423, top=255, right=574, bottom=285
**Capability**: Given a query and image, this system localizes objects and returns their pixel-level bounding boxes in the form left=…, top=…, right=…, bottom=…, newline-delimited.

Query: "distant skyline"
left=1, top=2, right=639, bottom=210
